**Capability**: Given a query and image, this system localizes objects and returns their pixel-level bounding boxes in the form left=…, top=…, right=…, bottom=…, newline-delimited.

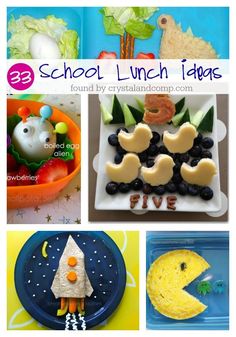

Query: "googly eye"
left=22, top=125, right=33, bottom=137
left=39, top=131, right=51, bottom=144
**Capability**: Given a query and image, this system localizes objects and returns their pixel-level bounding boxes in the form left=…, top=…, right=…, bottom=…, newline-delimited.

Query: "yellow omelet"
left=147, top=249, right=210, bottom=320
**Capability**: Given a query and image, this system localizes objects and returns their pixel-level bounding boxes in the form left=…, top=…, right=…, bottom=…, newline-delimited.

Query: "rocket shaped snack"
left=51, top=235, right=93, bottom=316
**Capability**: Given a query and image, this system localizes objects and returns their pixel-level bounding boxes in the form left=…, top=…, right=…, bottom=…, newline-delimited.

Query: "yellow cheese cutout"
left=181, top=158, right=217, bottom=186
left=118, top=123, right=152, bottom=153
left=163, top=122, right=198, bottom=153
left=106, top=153, right=141, bottom=183
left=141, top=154, right=174, bottom=186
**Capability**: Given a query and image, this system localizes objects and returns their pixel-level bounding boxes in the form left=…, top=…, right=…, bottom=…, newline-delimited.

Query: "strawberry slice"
left=7, top=153, right=18, bottom=172
left=35, top=158, right=68, bottom=185
left=18, top=165, right=32, bottom=186
left=7, top=171, right=18, bottom=186
left=136, top=52, right=155, bottom=59
left=97, top=51, right=117, bottom=59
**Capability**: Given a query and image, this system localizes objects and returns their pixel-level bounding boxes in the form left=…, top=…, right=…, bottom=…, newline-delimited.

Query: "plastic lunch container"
left=7, top=99, right=81, bottom=208
left=146, top=231, right=229, bottom=330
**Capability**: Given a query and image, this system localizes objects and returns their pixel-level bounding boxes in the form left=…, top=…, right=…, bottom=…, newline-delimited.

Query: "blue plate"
left=7, top=7, right=229, bottom=59
left=15, top=231, right=126, bottom=330
left=146, top=231, right=229, bottom=330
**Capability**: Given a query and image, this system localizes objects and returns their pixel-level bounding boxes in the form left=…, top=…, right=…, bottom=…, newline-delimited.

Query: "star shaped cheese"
left=147, top=249, right=210, bottom=320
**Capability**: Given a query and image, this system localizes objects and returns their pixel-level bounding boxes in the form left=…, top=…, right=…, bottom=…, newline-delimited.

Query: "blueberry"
left=177, top=182, right=188, bottom=195
left=150, top=131, right=161, bottom=144
left=147, top=144, right=159, bottom=156
left=159, top=145, right=169, bottom=154
left=108, top=134, right=119, bottom=146
left=173, top=153, right=180, bottom=162
left=131, top=178, right=143, bottom=191
left=179, top=152, right=190, bottom=163
left=173, top=161, right=181, bottom=173
left=172, top=173, right=183, bottom=184
left=165, top=182, right=177, bottom=193
left=138, top=151, right=148, bottom=163
left=189, top=145, right=202, bottom=157
left=194, top=133, right=203, bottom=145
left=190, top=158, right=200, bottom=167
left=200, top=187, right=214, bottom=200
left=116, top=145, right=127, bottom=155
left=201, top=137, right=214, bottom=149
left=114, top=153, right=123, bottom=164
left=188, top=184, right=200, bottom=196
left=118, top=183, right=131, bottom=193
left=153, top=185, right=165, bottom=195
left=201, top=150, right=212, bottom=159
left=142, top=183, right=153, bottom=194
left=116, top=127, right=128, bottom=135
left=146, top=159, right=155, bottom=167
left=106, top=182, right=119, bottom=195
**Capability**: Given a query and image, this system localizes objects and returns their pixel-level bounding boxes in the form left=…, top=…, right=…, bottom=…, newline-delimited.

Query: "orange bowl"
left=7, top=99, right=81, bottom=209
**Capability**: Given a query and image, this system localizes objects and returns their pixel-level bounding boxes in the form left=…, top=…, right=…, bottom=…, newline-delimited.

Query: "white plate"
left=95, top=94, right=221, bottom=212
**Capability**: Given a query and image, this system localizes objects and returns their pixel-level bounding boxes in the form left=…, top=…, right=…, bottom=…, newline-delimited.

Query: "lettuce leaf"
left=59, top=30, right=79, bottom=58
left=102, top=16, right=124, bottom=35
left=131, top=7, right=158, bottom=20
left=125, top=19, right=155, bottom=39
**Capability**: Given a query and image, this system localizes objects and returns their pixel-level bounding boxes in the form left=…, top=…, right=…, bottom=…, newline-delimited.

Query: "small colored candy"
left=40, top=105, right=53, bottom=122
left=54, top=122, right=68, bottom=134
left=17, top=106, right=31, bottom=123
left=196, top=281, right=212, bottom=295
left=7, top=134, right=11, bottom=148
left=213, top=280, right=225, bottom=294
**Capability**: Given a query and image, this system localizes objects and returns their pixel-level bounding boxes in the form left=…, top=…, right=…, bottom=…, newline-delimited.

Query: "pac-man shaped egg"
left=118, top=123, right=152, bottom=153
left=141, top=154, right=174, bottom=186
left=181, top=158, right=217, bottom=186
left=106, top=153, right=141, bottom=183
left=163, top=122, right=198, bottom=153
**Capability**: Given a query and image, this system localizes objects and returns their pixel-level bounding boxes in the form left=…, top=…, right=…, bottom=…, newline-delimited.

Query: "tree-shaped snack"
left=100, top=7, right=158, bottom=59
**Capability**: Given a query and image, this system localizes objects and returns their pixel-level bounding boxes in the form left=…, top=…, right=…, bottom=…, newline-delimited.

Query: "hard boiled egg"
left=29, top=33, right=61, bottom=59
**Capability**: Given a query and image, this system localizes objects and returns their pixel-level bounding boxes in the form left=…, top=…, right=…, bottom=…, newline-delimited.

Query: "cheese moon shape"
left=106, top=153, right=141, bottom=183
left=163, top=122, right=198, bottom=153
left=118, top=123, right=152, bottom=153
left=29, top=33, right=61, bottom=59
left=141, top=154, right=174, bottom=186
left=181, top=158, right=217, bottom=186
left=147, top=249, right=210, bottom=320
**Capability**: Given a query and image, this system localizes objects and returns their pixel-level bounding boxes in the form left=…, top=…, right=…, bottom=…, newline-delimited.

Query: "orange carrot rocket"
left=80, top=298, right=85, bottom=311
left=69, top=298, right=78, bottom=313
left=60, top=297, right=67, bottom=310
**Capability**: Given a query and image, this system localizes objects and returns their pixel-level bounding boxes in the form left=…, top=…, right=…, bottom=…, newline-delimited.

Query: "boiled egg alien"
left=12, top=105, right=68, bottom=162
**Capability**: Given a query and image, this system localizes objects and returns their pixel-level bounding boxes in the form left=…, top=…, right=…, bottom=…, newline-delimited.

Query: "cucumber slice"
left=135, top=97, right=145, bottom=112
left=172, top=110, right=185, bottom=127
left=100, top=103, right=113, bottom=124
left=179, top=108, right=190, bottom=125
left=110, top=95, right=125, bottom=124
left=128, top=105, right=144, bottom=123
left=191, top=110, right=204, bottom=128
left=123, top=104, right=136, bottom=127
left=198, top=106, right=214, bottom=132
left=175, top=97, right=185, bottom=115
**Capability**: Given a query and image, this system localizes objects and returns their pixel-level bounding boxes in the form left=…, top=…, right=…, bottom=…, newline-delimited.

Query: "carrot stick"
left=120, top=35, right=125, bottom=59
left=69, top=298, right=78, bottom=313
left=125, top=33, right=131, bottom=59
left=130, top=36, right=135, bottom=59
left=80, top=298, right=85, bottom=311
left=60, top=297, right=67, bottom=310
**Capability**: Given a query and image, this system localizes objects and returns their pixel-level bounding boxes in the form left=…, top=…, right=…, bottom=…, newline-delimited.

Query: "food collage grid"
left=3, top=1, right=233, bottom=336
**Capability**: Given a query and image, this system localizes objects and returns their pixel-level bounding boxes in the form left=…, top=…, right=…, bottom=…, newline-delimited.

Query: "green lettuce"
left=8, top=15, right=79, bottom=59
left=125, top=19, right=155, bottom=39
